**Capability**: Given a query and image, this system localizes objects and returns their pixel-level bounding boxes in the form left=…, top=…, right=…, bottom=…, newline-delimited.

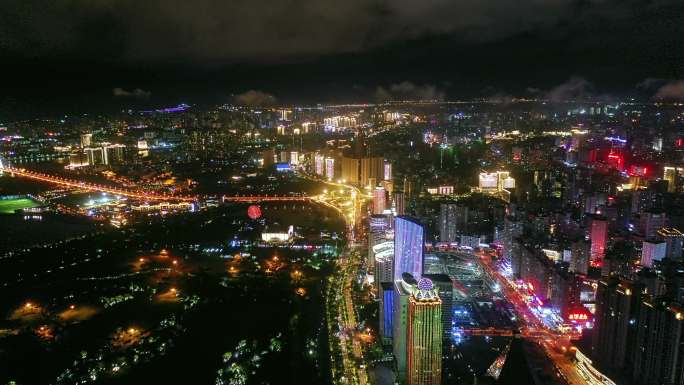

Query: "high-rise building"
left=592, top=278, right=641, bottom=374
left=341, top=157, right=361, bottom=185
left=394, top=217, right=424, bottom=281
left=633, top=298, right=684, bottom=385
left=103, top=144, right=126, bottom=165
left=380, top=282, right=394, bottom=346
left=369, top=215, right=389, bottom=268
left=639, top=211, right=667, bottom=239
left=80, top=133, right=92, bottom=148
left=278, top=109, right=293, bottom=121
left=373, top=187, right=387, bottom=215
left=314, top=154, right=325, bottom=176
left=374, top=242, right=394, bottom=289
left=85, top=147, right=104, bottom=165
left=422, top=274, right=453, bottom=339
left=361, top=157, right=384, bottom=187
left=641, top=240, right=667, bottom=267
left=570, top=240, right=590, bottom=275
left=384, top=162, right=392, bottom=181
left=590, top=215, right=608, bottom=264
left=393, top=278, right=412, bottom=381
left=394, top=191, right=405, bottom=216
left=439, top=203, right=468, bottom=243
left=325, top=157, right=335, bottom=180
left=406, top=278, right=442, bottom=385
left=502, top=216, right=523, bottom=261
left=663, top=166, right=684, bottom=193
left=657, top=228, right=684, bottom=261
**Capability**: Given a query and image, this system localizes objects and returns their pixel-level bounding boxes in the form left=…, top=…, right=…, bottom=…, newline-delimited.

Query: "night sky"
left=2, top=0, right=684, bottom=118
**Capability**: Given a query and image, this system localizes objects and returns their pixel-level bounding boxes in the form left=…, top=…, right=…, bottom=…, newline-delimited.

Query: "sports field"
left=0, top=198, right=41, bottom=214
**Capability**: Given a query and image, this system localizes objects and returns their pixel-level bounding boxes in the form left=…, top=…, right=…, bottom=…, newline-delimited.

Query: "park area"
left=0, top=197, right=41, bottom=214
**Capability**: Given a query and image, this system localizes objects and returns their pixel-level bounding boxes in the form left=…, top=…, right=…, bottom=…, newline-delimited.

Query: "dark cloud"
left=545, top=76, right=593, bottom=101
left=636, top=77, right=667, bottom=90
left=233, top=90, right=277, bottom=107
left=112, top=87, right=151, bottom=99
left=375, top=82, right=444, bottom=102
left=1, top=0, right=680, bottom=64
left=654, top=80, right=684, bottom=100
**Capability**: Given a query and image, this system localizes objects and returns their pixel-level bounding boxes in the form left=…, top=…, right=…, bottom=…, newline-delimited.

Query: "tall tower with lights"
left=406, top=278, right=442, bottom=385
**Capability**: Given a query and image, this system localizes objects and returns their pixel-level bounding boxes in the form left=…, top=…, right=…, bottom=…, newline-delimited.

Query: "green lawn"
left=0, top=198, right=41, bottom=214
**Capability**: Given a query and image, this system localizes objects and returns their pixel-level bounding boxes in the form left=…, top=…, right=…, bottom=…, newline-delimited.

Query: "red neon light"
left=568, top=313, right=589, bottom=321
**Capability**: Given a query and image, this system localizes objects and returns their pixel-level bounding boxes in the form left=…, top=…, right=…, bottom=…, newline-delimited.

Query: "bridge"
left=0, top=164, right=319, bottom=204
left=0, top=166, right=198, bottom=202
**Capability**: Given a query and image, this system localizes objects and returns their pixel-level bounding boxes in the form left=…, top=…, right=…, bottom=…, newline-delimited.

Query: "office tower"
left=663, top=166, right=684, bottom=193
left=325, top=157, right=335, bottom=180
left=570, top=240, right=590, bottom=275
left=633, top=299, right=684, bottom=385
left=373, top=187, right=386, bottom=215
left=380, top=282, right=394, bottom=346
left=394, top=191, right=405, bottom=216
left=657, top=228, right=684, bottom=260
left=639, top=211, right=666, bottom=239
left=641, top=240, right=667, bottom=267
left=80, top=133, right=92, bottom=148
left=423, top=274, right=453, bottom=338
left=590, top=215, right=608, bottom=263
left=394, top=217, right=424, bottom=281
left=406, top=278, right=442, bottom=385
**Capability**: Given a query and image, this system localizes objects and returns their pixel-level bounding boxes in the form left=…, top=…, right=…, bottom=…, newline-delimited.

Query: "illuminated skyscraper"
left=663, top=166, right=684, bottom=193
left=384, top=161, right=392, bottom=181
left=394, top=217, right=424, bottom=281
left=80, top=133, right=92, bottom=148
left=314, top=154, right=325, bottom=176
left=406, top=278, right=442, bottom=385
left=589, top=215, right=608, bottom=264
left=641, top=240, right=666, bottom=267
left=393, top=191, right=405, bottom=216
left=657, top=228, right=684, bottom=260
left=373, top=187, right=386, bottom=215
left=325, top=157, right=335, bottom=180
left=379, top=282, right=394, bottom=346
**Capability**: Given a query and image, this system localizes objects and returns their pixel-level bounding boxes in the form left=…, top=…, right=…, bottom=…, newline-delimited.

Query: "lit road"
left=475, top=252, right=591, bottom=385
left=313, top=173, right=369, bottom=385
